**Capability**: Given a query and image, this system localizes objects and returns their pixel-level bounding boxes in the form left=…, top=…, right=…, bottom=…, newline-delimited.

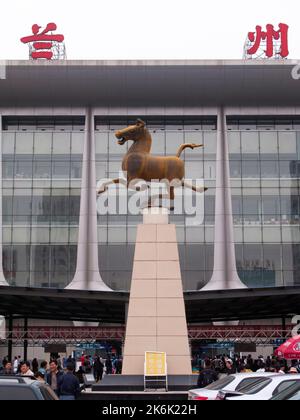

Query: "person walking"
left=32, top=358, right=39, bottom=374
left=105, top=357, right=113, bottom=375
left=80, top=353, right=85, bottom=367
left=225, top=359, right=236, bottom=375
left=67, top=355, right=75, bottom=370
left=35, top=372, right=46, bottom=383
left=46, top=360, right=64, bottom=396
left=13, top=356, right=19, bottom=374
left=20, top=361, right=34, bottom=376
left=3, top=362, right=13, bottom=375
left=197, top=359, right=219, bottom=388
left=39, top=361, right=48, bottom=376
left=75, top=366, right=85, bottom=384
left=93, top=356, right=104, bottom=382
left=115, top=358, right=123, bottom=375
left=2, top=356, right=8, bottom=368
left=59, top=363, right=80, bottom=400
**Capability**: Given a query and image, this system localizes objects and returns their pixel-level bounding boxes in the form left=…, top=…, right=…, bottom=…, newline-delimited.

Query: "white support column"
left=0, top=115, right=8, bottom=286
left=66, top=108, right=111, bottom=291
left=202, top=108, right=246, bottom=291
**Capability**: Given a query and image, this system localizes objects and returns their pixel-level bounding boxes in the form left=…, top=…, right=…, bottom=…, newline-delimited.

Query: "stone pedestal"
left=122, top=208, right=191, bottom=376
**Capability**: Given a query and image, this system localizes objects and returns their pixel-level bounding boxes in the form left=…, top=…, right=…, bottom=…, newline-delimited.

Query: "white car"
left=221, top=374, right=300, bottom=400
left=188, top=373, right=277, bottom=401
left=271, top=381, right=300, bottom=400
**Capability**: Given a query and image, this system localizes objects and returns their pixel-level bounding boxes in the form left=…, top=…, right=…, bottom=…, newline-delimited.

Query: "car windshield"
left=237, top=378, right=272, bottom=395
left=205, top=375, right=235, bottom=390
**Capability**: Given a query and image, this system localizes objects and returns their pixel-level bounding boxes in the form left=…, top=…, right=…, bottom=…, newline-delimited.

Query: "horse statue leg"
left=96, top=178, right=127, bottom=195
left=182, top=180, right=208, bottom=193
left=144, top=183, right=175, bottom=210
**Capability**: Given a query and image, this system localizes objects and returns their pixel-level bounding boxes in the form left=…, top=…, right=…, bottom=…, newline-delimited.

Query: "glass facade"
left=228, top=118, right=300, bottom=288
left=1, top=115, right=299, bottom=291
left=2, top=117, right=85, bottom=288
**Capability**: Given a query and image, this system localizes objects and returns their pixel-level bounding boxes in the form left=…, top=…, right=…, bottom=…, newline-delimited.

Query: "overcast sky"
left=1, top=0, right=300, bottom=60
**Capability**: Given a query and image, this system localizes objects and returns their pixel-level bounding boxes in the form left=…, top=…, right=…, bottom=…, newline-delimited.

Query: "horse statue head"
left=115, top=119, right=147, bottom=146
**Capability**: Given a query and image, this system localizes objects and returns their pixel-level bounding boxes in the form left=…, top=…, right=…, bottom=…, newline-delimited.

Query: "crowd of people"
left=78, top=353, right=123, bottom=380
left=0, top=352, right=123, bottom=400
left=196, top=354, right=300, bottom=388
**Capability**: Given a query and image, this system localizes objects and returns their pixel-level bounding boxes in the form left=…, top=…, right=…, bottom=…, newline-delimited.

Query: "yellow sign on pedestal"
left=145, top=351, right=167, bottom=376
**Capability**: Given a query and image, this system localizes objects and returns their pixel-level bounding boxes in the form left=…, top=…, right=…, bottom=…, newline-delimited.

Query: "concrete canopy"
left=0, top=60, right=299, bottom=108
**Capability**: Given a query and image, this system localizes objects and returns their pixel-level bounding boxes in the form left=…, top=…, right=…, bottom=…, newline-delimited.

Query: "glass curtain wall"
left=228, top=117, right=300, bottom=287
left=2, top=117, right=85, bottom=288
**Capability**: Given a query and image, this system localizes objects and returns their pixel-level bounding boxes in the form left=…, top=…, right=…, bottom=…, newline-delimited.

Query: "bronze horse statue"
left=97, top=119, right=207, bottom=206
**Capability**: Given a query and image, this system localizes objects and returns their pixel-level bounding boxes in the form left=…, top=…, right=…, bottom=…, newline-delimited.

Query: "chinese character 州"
left=21, top=23, right=64, bottom=60
left=247, top=23, right=289, bottom=58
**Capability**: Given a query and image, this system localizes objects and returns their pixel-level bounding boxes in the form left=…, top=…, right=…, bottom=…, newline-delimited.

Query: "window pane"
left=242, top=161, right=260, bottom=178
left=71, top=133, right=84, bottom=154
left=279, top=132, right=297, bottom=154
left=95, top=132, right=108, bottom=155
left=34, top=132, right=52, bottom=154
left=15, top=133, right=34, bottom=154
left=70, top=161, right=82, bottom=179
left=228, top=132, right=241, bottom=155
left=241, top=132, right=259, bottom=154
left=13, top=196, right=32, bottom=215
left=260, top=132, right=278, bottom=154
left=52, top=161, right=70, bottom=178
left=15, top=159, right=32, bottom=178
left=33, top=160, right=51, bottom=178
left=3, top=161, right=14, bottom=178
left=51, top=245, right=69, bottom=273
left=151, top=131, right=165, bottom=155
left=203, top=132, right=217, bottom=155
left=50, top=227, right=69, bottom=243
left=185, top=161, right=204, bottom=179
left=230, top=161, right=241, bottom=177
left=166, top=132, right=184, bottom=154
left=52, top=133, right=71, bottom=154
left=2, top=132, right=15, bottom=154
left=260, top=161, right=279, bottom=178
left=31, top=245, right=50, bottom=273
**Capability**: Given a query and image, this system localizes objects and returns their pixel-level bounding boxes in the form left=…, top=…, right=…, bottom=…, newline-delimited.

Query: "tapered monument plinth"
left=122, top=208, right=191, bottom=376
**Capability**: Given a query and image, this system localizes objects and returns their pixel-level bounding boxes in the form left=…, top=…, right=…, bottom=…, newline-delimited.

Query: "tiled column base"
left=122, top=209, right=191, bottom=375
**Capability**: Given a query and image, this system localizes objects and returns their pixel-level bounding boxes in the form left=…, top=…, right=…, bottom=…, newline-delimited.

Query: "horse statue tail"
left=176, top=143, right=203, bottom=158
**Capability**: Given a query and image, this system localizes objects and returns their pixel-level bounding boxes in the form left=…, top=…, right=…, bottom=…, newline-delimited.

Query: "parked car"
left=271, top=381, right=300, bottom=401
left=218, top=374, right=300, bottom=400
left=0, top=380, right=59, bottom=400
left=188, top=373, right=277, bottom=401
left=0, top=375, right=33, bottom=385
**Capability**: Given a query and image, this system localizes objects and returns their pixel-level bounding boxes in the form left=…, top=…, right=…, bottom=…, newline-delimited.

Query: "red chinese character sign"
left=244, top=23, right=289, bottom=59
left=21, top=23, right=66, bottom=60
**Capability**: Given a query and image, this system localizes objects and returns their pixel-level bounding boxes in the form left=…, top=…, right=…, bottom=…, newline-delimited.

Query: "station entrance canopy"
left=0, top=286, right=299, bottom=324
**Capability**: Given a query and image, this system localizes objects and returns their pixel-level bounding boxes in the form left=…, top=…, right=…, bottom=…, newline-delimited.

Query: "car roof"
left=0, top=378, right=42, bottom=387
left=267, top=374, right=300, bottom=381
left=231, top=372, right=279, bottom=378
left=0, top=376, right=26, bottom=383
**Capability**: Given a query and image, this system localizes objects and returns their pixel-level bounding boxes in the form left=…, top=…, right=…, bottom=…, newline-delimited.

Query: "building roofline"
left=2, top=59, right=299, bottom=67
